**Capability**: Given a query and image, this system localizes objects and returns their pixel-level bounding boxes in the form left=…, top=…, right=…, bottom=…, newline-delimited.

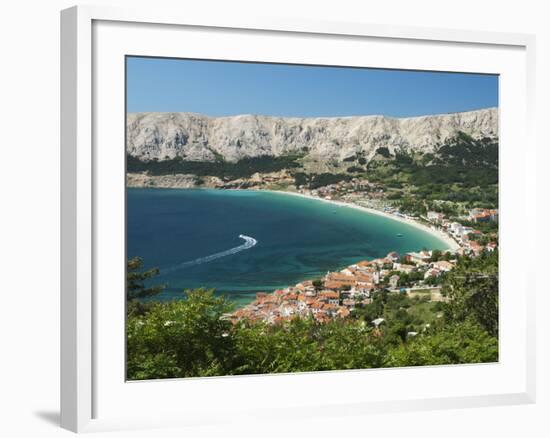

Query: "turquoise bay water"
left=127, top=189, right=448, bottom=305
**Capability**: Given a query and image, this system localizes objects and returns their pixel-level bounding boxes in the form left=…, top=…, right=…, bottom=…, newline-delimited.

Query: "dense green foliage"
left=126, top=251, right=499, bottom=380
left=127, top=289, right=235, bottom=379
left=293, top=172, right=309, bottom=188
left=351, top=291, right=444, bottom=339
left=461, top=219, right=499, bottom=235
left=375, top=147, right=392, bottom=158
left=434, top=133, right=498, bottom=168
left=367, top=133, right=499, bottom=209
left=127, top=154, right=302, bottom=179
left=126, top=257, right=164, bottom=301
left=443, top=250, right=499, bottom=337
left=385, top=321, right=498, bottom=367
left=293, top=172, right=352, bottom=189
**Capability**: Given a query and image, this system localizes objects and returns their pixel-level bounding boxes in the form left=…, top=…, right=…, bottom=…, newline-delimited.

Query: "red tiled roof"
left=324, top=281, right=348, bottom=290
left=337, top=308, right=351, bottom=317
left=320, top=291, right=339, bottom=299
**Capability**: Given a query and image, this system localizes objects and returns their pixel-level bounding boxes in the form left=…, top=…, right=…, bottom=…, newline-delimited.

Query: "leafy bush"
left=293, top=172, right=309, bottom=188
left=376, top=147, right=391, bottom=158
left=442, top=250, right=499, bottom=336
left=308, top=173, right=352, bottom=189
left=127, top=289, right=236, bottom=380
left=385, top=321, right=498, bottom=366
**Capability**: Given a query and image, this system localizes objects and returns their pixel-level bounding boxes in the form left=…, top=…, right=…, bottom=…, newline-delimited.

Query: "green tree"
left=430, top=249, right=442, bottom=262
left=232, top=317, right=385, bottom=374
left=126, top=257, right=164, bottom=301
left=127, top=288, right=235, bottom=380
left=375, top=147, right=391, bottom=158
left=442, top=251, right=499, bottom=336
left=384, top=321, right=498, bottom=367
left=312, top=279, right=324, bottom=291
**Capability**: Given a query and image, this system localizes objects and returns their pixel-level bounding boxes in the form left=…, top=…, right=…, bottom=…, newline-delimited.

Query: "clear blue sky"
left=126, top=56, right=498, bottom=117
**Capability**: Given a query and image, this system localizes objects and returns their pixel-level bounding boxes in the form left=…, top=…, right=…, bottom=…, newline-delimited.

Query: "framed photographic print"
left=61, top=5, right=536, bottom=433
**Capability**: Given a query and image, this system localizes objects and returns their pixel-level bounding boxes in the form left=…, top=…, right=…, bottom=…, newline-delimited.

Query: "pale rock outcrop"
left=127, top=108, right=498, bottom=163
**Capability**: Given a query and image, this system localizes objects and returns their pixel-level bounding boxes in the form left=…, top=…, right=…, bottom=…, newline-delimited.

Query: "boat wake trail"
left=163, top=234, right=258, bottom=274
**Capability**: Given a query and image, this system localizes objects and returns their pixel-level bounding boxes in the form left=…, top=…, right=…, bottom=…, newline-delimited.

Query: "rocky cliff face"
left=127, top=108, right=498, bottom=163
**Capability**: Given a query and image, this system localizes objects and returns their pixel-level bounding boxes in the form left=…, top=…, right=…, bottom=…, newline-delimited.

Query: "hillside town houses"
left=425, top=208, right=498, bottom=256
left=229, top=248, right=459, bottom=325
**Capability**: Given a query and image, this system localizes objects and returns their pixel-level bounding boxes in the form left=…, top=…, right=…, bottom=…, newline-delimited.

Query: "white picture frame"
left=60, top=4, right=537, bottom=433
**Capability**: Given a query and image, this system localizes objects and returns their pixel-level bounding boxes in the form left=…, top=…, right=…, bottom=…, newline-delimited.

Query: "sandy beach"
left=269, top=190, right=460, bottom=251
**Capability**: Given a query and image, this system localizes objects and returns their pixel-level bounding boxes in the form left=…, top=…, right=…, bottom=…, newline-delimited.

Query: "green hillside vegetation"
left=127, top=154, right=302, bottom=179
left=126, top=251, right=498, bottom=380
left=293, top=172, right=353, bottom=189
left=367, top=133, right=498, bottom=211
left=367, top=134, right=497, bottom=186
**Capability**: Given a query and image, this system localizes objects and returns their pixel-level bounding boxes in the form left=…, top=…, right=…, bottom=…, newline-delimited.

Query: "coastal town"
left=230, top=185, right=498, bottom=325
left=129, top=166, right=499, bottom=328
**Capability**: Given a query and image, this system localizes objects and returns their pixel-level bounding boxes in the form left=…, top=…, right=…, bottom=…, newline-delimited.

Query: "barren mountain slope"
left=126, top=108, right=498, bottom=163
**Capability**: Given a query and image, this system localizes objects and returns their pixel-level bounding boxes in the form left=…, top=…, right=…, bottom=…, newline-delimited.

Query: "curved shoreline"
left=130, top=185, right=460, bottom=252
left=266, top=190, right=460, bottom=252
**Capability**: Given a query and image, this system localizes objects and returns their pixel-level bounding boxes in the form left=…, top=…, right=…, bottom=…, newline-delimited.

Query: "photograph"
left=125, top=57, right=499, bottom=381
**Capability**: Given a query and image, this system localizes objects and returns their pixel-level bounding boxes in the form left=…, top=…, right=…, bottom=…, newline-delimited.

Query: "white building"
left=406, top=251, right=432, bottom=265
left=432, top=260, right=454, bottom=272
left=427, top=211, right=444, bottom=223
